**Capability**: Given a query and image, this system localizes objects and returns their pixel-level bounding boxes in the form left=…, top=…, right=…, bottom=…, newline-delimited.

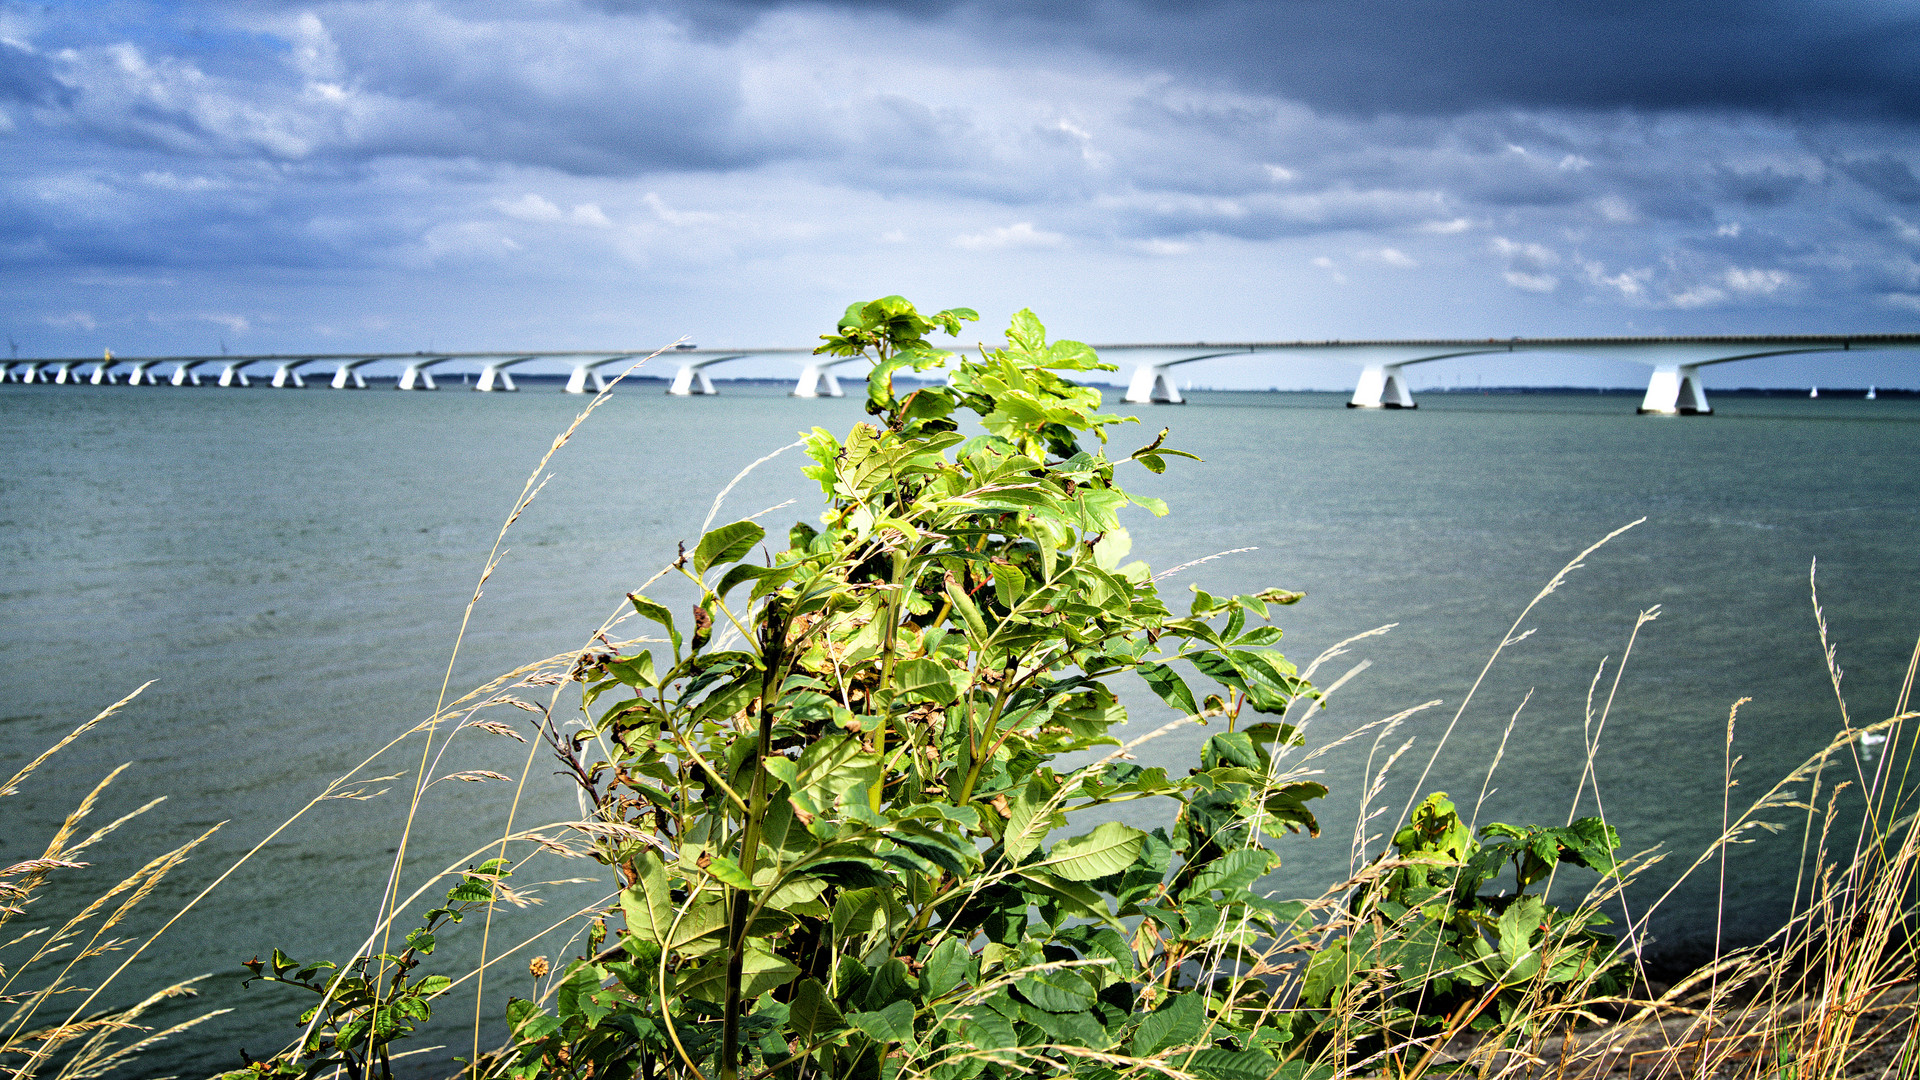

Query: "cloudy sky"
left=5, top=0, right=1920, bottom=387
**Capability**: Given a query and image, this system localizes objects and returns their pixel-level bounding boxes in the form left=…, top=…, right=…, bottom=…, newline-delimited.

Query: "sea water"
left=2, top=381, right=1917, bottom=1073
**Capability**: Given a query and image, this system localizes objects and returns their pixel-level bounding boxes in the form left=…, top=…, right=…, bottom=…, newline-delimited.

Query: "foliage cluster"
left=225, top=298, right=1640, bottom=1080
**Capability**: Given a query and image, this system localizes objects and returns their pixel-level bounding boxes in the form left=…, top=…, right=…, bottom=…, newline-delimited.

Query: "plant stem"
left=722, top=605, right=786, bottom=1080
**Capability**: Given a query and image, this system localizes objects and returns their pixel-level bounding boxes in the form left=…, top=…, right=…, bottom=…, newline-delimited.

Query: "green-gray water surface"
left=2, top=381, right=1917, bottom=1075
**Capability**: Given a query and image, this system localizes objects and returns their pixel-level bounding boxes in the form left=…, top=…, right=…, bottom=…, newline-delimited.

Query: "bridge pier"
left=89, top=363, right=117, bottom=385
left=1348, top=364, right=1416, bottom=408
left=565, top=364, right=605, bottom=394
left=1637, top=364, right=1711, bottom=415
left=475, top=364, right=517, bottom=391
left=218, top=362, right=251, bottom=387
left=397, top=361, right=442, bottom=390
left=668, top=364, right=717, bottom=395
left=272, top=362, right=308, bottom=388
left=14, top=362, right=43, bottom=383
left=330, top=363, right=370, bottom=389
left=1123, top=364, right=1183, bottom=404
left=791, top=364, right=844, bottom=398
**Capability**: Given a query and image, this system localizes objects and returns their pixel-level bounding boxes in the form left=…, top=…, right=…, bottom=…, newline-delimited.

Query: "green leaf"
left=677, top=941, right=801, bottom=1002
left=946, top=582, right=991, bottom=643
left=1014, top=967, right=1096, bottom=1013
left=556, top=964, right=612, bottom=1027
left=1003, top=775, right=1053, bottom=862
left=894, top=657, right=959, bottom=705
left=848, top=999, right=916, bottom=1045
left=1179, top=849, right=1277, bottom=902
left=1137, top=662, right=1198, bottom=716
left=953, top=1004, right=1017, bottom=1053
left=446, top=878, right=493, bottom=904
left=1046, top=821, right=1146, bottom=881
left=619, top=851, right=673, bottom=947
left=1129, top=991, right=1202, bottom=1055
left=704, top=854, right=755, bottom=890
left=1187, top=1048, right=1281, bottom=1080
left=789, top=978, right=848, bottom=1042
left=627, top=593, right=681, bottom=652
left=694, top=520, right=766, bottom=574
left=922, top=938, right=976, bottom=1000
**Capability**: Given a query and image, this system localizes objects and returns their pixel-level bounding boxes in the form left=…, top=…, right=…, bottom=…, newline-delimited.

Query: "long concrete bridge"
left=6, top=334, right=1918, bottom=414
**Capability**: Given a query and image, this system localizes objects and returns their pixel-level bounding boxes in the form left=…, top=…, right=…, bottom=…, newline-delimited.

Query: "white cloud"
left=1724, top=267, right=1790, bottom=295
left=952, top=222, right=1064, bottom=251
left=1366, top=247, right=1418, bottom=267
left=1595, top=195, right=1639, bottom=223
left=1717, top=222, right=1742, bottom=237
left=1883, top=293, right=1920, bottom=313
left=494, top=193, right=566, bottom=223
left=1503, top=271, right=1559, bottom=292
left=1420, top=218, right=1474, bottom=234
left=1558, top=154, right=1591, bottom=171
left=1492, top=237, right=1560, bottom=267
left=1264, top=164, right=1296, bottom=182
left=644, top=193, right=721, bottom=227
left=1582, top=261, right=1650, bottom=298
left=570, top=203, right=613, bottom=228
left=1668, top=285, right=1728, bottom=308
left=44, top=311, right=97, bottom=330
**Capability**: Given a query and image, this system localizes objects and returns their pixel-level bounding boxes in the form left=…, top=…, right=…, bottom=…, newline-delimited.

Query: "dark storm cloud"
left=609, top=0, right=1920, bottom=118
left=2, top=0, right=1918, bottom=360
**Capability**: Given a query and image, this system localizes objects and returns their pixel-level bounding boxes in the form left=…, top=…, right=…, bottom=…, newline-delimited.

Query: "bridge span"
left=6, top=335, right=1917, bottom=414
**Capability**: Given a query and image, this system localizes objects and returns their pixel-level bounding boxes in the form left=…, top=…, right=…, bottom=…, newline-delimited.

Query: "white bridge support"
left=668, top=364, right=719, bottom=395
left=1121, top=349, right=1259, bottom=404
left=666, top=353, right=753, bottom=396
left=792, top=358, right=863, bottom=398
left=330, top=359, right=379, bottom=388
left=9, top=363, right=43, bottom=383
left=218, top=361, right=253, bottom=387
left=1347, top=364, right=1418, bottom=409
left=475, top=356, right=540, bottom=392
left=397, top=357, right=454, bottom=390
left=89, top=355, right=118, bottom=384
left=564, top=354, right=645, bottom=393
left=1637, top=364, right=1711, bottom=415
left=1124, top=364, right=1185, bottom=404
left=50, top=362, right=79, bottom=384
left=271, top=358, right=331, bottom=388
left=123, top=359, right=164, bottom=386
left=172, top=358, right=225, bottom=386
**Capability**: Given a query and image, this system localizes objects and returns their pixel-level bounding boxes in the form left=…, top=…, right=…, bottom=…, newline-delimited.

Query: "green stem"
left=721, top=606, right=787, bottom=1080
left=869, top=549, right=909, bottom=812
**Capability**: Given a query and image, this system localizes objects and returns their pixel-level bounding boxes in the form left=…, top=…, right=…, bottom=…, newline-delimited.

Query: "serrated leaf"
left=789, top=978, right=847, bottom=1042
left=620, top=851, right=673, bottom=947
left=627, top=593, right=680, bottom=652
left=1045, top=821, right=1146, bottom=881
left=1179, top=849, right=1277, bottom=902
left=953, top=1005, right=1017, bottom=1052
left=1015, top=967, right=1096, bottom=1013
left=1187, top=1048, right=1281, bottom=1080
left=704, top=854, right=755, bottom=890
left=1003, top=774, right=1053, bottom=862
left=1138, top=662, right=1198, bottom=716
left=922, top=938, right=976, bottom=1000
left=695, top=520, right=766, bottom=574
left=677, top=941, right=800, bottom=1003
left=1130, top=991, right=1202, bottom=1055
left=848, top=999, right=916, bottom=1044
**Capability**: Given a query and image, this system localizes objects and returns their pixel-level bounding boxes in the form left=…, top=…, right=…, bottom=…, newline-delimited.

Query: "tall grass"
left=1, top=684, right=228, bottom=1078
